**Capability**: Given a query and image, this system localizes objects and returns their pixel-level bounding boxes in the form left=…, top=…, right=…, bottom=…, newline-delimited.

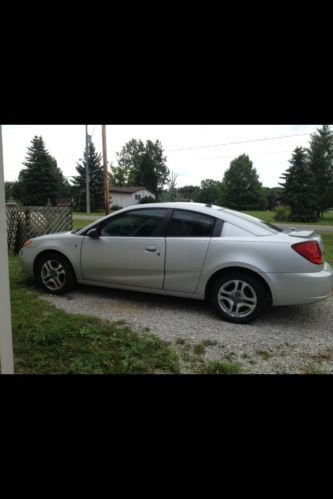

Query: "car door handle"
left=145, top=246, right=157, bottom=252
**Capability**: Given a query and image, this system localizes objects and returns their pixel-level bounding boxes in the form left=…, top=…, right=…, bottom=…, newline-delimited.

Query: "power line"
left=166, top=132, right=312, bottom=152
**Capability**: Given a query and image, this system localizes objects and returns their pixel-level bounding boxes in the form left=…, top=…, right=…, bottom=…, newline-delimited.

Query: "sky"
left=1, top=124, right=325, bottom=188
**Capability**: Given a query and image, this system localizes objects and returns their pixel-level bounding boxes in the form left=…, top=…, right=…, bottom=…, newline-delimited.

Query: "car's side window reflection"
left=166, top=210, right=215, bottom=237
left=99, top=209, right=167, bottom=237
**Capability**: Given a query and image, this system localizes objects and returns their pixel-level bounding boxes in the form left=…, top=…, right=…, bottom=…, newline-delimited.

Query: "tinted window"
left=99, top=209, right=167, bottom=237
left=167, top=210, right=215, bottom=237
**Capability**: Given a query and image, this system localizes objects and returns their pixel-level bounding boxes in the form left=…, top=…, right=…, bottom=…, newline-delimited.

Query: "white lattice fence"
left=6, top=203, right=19, bottom=255
left=6, top=205, right=73, bottom=253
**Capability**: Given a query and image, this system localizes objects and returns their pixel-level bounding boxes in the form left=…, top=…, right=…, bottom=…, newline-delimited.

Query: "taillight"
left=23, top=239, right=32, bottom=248
left=291, top=241, right=323, bottom=265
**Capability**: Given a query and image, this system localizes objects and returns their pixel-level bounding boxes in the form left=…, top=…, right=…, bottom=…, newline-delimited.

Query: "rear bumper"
left=266, top=261, right=333, bottom=306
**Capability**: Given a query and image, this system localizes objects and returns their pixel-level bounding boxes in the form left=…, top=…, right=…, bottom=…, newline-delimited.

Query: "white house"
left=109, top=186, right=155, bottom=208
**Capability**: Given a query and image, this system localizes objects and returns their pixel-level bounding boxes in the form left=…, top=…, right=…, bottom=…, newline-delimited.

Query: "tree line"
left=5, top=126, right=333, bottom=221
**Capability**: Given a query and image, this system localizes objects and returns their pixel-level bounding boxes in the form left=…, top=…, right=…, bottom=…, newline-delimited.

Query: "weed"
left=198, top=360, right=242, bottom=375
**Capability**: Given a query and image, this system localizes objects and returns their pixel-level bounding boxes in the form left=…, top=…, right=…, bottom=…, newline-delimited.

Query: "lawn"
left=322, top=234, right=333, bottom=265
left=9, top=257, right=180, bottom=374
left=73, top=210, right=105, bottom=217
left=243, top=210, right=333, bottom=226
left=72, top=218, right=96, bottom=230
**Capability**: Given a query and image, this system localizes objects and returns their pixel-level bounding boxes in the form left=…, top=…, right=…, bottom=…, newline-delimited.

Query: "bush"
left=110, top=205, right=122, bottom=211
left=139, top=196, right=156, bottom=204
left=273, top=205, right=291, bottom=222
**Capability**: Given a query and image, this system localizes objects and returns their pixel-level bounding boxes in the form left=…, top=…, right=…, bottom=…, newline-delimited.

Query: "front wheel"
left=210, top=271, right=268, bottom=323
left=36, top=253, right=76, bottom=295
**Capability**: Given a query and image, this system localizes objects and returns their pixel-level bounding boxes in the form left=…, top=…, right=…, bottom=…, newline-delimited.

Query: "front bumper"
left=19, top=247, right=36, bottom=276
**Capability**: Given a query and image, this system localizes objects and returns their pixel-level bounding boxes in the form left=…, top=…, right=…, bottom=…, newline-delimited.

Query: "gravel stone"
left=40, top=285, right=333, bottom=374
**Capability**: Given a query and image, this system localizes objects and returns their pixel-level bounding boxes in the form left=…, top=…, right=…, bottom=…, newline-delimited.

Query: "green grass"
left=322, top=234, right=333, bottom=265
left=243, top=210, right=333, bottom=226
left=9, top=257, right=179, bottom=374
left=73, top=218, right=93, bottom=230
left=198, top=360, right=242, bottom=374
left=73, top=211, right=105, bottom=217
left=256, top=350, right=273, bottom=360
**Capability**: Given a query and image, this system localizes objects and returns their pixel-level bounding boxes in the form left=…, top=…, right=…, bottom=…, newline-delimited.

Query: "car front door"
left=164, top=209, right=216, bottom=293
left=80, top=208, right=168, bottom=289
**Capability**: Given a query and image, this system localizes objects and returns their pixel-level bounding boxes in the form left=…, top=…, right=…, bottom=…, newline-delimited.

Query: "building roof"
left=109, top=186, right=151, bottom=194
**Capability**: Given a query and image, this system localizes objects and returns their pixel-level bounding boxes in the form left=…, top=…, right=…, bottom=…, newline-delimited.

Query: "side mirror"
left=87, top=228, right=100, bottom=238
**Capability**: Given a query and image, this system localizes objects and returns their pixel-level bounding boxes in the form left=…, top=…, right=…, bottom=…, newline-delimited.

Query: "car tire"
left=210, top=271, right=268, bottom=324
left=36, top=253, right=76, bottom=295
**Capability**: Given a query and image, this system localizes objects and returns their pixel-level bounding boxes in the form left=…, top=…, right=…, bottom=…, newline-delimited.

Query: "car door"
left=80, top=208, right=168, bottom=289
left=163, top=209, right=216, bottom=293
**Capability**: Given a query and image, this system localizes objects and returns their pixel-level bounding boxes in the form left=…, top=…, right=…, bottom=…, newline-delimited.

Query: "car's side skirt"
left=77, top=278, right=205, bottom=300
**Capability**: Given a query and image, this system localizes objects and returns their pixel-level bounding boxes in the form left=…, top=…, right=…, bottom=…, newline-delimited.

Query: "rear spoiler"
left=288, top=229, right=315, bottom=238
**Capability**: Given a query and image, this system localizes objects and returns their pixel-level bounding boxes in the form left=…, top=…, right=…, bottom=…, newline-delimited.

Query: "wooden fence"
left=6, top=204, right=73, bottom=255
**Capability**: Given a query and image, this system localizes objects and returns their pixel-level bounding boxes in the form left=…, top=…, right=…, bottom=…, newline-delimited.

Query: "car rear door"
left=163, top=209, right=217, bottom=293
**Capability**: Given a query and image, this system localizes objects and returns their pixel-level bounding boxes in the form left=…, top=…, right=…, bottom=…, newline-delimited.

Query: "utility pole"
left=85, top=125, right=91, bottom=214
left=102, top=125, right=109, bottom=215
left=0, top=125, right=14, bottom=374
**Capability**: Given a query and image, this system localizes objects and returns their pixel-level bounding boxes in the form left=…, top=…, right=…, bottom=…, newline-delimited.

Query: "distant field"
left=243, top=211, right=333, bottom=226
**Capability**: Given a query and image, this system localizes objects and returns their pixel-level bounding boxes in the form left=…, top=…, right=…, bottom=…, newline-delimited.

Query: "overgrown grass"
left=243, top=210, right=333, bottom=226
left=9, top=257, right=179, bottom=374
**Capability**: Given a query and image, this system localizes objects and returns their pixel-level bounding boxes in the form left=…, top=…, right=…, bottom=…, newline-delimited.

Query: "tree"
left=279, top=147, right=318, bottom=222
left=307, top=125, right=333, bottom=218
left=196, top=179, right=222, bottom=204
left=177, top=185, right=201, bottom=201
left=71, top=141, right=104, bottom=211
left=221, top=154, right=265, bottom=210
left=158, top=171, right=179, bottom=201
left=5, top=181, right=15, bottom=202
left=13, top=136, right=67, bottom=206
left=262, top=186, right=283, bottom=211
left=116, top=139, right=170, bottom=194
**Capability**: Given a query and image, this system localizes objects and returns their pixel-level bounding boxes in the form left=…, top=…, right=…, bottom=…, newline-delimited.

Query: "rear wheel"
left=210, top=271, right=268, bottom=323
left=36, top=253, right=76, bottom=294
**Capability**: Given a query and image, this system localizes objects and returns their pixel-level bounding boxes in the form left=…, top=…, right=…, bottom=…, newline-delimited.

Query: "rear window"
left=261, top=222, right=283, bottom=233
left=167, top=210, right=215, bottom=237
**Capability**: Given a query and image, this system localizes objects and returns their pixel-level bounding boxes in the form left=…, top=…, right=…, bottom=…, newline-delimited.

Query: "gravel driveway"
left=41, top=285, right=333, bottom=374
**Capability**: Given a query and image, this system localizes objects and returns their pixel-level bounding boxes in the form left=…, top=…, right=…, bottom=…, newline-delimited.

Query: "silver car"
left=19, top=202, right=333, bottom=324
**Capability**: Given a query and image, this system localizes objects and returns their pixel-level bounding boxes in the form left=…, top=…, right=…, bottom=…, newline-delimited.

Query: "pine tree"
left=221, top=154, right=265, bottom=210
left=307, top=125, right=333, bottom=218
left=15, top=136, right=61, bottom=205
left=71, top=142, right=104, bottom=211
left=279, top=147, right=318, bottom=222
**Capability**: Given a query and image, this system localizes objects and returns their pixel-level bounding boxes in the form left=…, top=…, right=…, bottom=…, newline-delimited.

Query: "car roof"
left=78, top=202, right=278, bottom=236
left=104, top=202, right=277, bottom=236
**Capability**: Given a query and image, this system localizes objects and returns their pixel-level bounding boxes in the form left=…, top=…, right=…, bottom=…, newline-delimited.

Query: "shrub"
left=139, top=196, right=156, bottom=204
left=110, top=205, right=122, bottom=211
left=273, top=205, right=291, bottom=222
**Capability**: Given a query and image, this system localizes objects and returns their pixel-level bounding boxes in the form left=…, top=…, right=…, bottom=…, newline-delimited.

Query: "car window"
left=99, top=209, right=167, bottom=237
left=166, top=210, right=215, bottom=237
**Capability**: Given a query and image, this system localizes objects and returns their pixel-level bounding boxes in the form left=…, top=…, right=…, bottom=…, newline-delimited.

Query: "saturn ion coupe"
left=19, top=203, right=333, bottom=323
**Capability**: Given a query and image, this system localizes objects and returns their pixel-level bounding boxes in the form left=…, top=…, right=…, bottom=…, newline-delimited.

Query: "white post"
left=0, top=125, right=14, bottom=374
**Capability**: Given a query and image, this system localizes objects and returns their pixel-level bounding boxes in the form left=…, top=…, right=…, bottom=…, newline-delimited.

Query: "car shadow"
left=72, top=282, right=330, bottom=329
